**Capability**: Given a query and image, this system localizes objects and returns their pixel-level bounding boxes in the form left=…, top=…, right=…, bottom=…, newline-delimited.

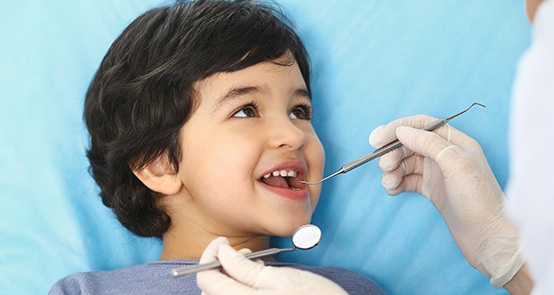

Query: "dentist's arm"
left=369, top=115, right=532, bottom=293
left=504, top=266, right=533, bottom=295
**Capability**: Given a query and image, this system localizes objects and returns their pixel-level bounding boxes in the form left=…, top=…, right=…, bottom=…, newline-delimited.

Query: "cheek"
left=179, top=138, right=260, bottom=205
left=204, top=134, right=261, bottom=186
left=306, top=133, right=325, bottom=208
left=307, top=132, right=325, bottom=175
left=309, top=186, right=322, bottom=211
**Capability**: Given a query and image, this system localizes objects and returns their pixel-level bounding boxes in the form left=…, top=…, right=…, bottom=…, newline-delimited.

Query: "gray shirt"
left=49, top=260, right=385, bottom=294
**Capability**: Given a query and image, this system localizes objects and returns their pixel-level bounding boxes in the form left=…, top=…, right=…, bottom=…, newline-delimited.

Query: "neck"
left=159, top=220, right=271, bottom=260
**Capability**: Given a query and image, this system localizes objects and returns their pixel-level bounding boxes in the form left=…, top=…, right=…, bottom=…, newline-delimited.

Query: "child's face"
left=175, top=58, right=325, bottom=237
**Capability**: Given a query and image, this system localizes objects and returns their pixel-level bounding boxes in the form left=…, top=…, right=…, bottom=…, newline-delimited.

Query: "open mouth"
left=259, top=169, right=305, bottom=190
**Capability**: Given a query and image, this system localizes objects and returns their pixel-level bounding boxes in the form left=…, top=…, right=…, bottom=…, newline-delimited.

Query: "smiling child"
left=48, top=0, right=383, bottom=294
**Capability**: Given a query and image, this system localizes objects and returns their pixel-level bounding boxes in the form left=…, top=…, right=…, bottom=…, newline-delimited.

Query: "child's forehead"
left=191, top=61, right=309, bottom=108
left=196, top=61, right=305, bottom=90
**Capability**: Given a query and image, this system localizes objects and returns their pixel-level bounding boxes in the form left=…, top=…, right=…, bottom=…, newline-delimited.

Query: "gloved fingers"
left=383, top=173, right=423, bottom=196
left=377, top=144, right=415, bottom=172
left=237, top=248, right=264, bottom=266
left=370, top=115, right=452, bottom=172
left=388, top=120, right=481, bottom=157
left=380, top=155, right=423, bottom=190
left=421, top=157, right=447, bottom=209
left=237, top=248, right=252, bottom=254
left=199, top=237, right=229, bottom=264
left=197, top=238, right=257, bottom=295
left=369, top=115, right=442, bottom=148
left=381, top=155, right=447, bottom=205
left=217, top=243, right=267, bottom=287
left=394, top=126, right=456, bottom=166
left=437, top=122, right=483, bottom=153
left=217, top=245, right=347, bottom=294
left=395, top=126, right=484, bottom=183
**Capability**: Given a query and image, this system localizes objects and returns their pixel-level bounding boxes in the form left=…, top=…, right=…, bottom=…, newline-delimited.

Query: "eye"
left=290, top=103, right=312, bottom=120
left=232, top=103, right=259, bottom=118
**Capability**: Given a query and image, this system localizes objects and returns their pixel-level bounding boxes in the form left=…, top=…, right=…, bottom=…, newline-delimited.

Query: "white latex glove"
left=369, top=115, right=524, bottom=288
left=197, top=237, right=347, bottom=295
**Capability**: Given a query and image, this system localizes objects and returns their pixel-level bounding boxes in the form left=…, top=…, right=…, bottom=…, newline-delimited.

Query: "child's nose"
left=267, top=117, right=306, bottom=151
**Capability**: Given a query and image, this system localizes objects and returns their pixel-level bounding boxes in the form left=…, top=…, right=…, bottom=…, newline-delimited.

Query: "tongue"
left=261, top=176, right=290, bottom=189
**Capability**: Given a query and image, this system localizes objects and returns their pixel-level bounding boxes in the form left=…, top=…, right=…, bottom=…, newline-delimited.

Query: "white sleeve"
left=505, top=1, right=554, bottom=294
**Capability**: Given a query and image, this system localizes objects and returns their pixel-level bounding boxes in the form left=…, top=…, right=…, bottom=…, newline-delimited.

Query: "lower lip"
left=259, top=182, right=308, bottom=201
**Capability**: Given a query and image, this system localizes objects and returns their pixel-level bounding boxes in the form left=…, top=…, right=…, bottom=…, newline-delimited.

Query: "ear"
left=132, top=155, right=182, bottom=195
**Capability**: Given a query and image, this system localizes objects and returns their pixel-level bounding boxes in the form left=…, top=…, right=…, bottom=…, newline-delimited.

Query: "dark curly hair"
left=84, top=0, right=311, bottom=238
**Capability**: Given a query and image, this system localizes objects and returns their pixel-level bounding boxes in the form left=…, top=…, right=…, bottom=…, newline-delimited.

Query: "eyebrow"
left=294, top=88, right=311, bottom=100
left=212, top=85, right=311, bottom=111
left=211, top=86, right=261, bottom=112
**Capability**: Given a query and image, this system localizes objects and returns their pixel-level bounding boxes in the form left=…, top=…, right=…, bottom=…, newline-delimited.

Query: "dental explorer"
left=301, top=102, right=486, bottom=185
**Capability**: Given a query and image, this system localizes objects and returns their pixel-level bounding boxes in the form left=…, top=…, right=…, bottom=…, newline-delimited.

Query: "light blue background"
left=0, top=0, right=530, bottom=294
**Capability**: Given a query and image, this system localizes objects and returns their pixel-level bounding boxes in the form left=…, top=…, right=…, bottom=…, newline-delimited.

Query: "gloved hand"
left=196, top=237, right=347, bottom=295
left=369, top=115, right=524, bottom=288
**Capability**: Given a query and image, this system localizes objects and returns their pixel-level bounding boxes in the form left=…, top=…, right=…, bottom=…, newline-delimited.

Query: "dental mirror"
left=292, top=224, right=322, bottom=249
left=171, top=224, right=322, bottom=277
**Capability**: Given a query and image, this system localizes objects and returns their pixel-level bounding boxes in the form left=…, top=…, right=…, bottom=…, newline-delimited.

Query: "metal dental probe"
left=301, top=102, right=486, bottom=185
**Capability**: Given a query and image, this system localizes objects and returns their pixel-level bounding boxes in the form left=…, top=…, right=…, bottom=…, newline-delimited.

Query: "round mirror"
left=292, top=224, right=321, bottom=250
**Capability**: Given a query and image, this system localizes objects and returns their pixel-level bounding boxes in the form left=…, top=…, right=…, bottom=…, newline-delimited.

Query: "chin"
left=271, top=216, right=312, bottom=237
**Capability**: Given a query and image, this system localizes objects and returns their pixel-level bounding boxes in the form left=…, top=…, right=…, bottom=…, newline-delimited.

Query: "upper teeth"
left=263, top=170, right=297, bottom=179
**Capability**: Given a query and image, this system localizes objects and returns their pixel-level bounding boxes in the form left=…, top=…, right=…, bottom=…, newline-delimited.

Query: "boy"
left=49, top=0, right=384, bottom=294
